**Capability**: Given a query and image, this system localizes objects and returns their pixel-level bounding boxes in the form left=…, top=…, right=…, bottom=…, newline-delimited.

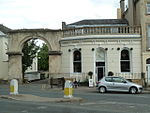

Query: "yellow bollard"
left=10, top=79, right=18, bottom=95
left=64, top=80, right=73, bottom=98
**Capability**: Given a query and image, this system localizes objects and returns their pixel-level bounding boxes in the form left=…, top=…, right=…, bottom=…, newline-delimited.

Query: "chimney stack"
left=117, top=8, right=122, bottom=19
left=120, top=0, right=125, bottom=16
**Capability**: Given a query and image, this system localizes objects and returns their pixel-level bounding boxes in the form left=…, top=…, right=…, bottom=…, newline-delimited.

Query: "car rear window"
left=105, top=77, right=112, bottom=82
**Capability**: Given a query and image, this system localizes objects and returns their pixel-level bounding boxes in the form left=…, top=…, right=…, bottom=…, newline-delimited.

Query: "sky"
left=0, top=0, right=120, bottom=30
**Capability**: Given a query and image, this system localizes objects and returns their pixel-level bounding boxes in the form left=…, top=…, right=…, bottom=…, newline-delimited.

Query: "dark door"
left=97, top=67, right=104, bottom=81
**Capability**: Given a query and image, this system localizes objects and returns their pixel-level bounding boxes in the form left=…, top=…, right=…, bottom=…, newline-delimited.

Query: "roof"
left=68, top=19, right=128, bottom=26
left=0, top=24, right=11, bottom=33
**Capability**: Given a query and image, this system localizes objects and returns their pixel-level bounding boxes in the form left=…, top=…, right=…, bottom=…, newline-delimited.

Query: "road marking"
left=80, top=102, right=97, bottom=105
left=37, top=106, right=47, bottom=109
left=21, top=110, right=29, bottom=113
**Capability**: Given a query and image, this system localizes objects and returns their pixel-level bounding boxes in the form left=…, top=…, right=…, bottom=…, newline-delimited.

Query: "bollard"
left=64, top=80, right=73, bottom=98
left=10, top=79, right=18, bottom=95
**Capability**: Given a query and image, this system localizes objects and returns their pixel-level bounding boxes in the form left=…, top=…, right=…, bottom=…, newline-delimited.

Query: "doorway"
left=96, top=62, right=105, bottom=81
left=146, top=58, right=150, bottom=85
left=97, top=66, right=105, bottom=81
left=147, top=65, right=150, bottom=85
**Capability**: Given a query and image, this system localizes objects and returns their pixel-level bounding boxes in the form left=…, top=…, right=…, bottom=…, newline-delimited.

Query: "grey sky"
left=0, top=0, right=120, bottom=29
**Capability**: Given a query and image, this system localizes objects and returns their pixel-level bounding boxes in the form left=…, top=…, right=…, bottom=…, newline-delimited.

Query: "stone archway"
left=7, top=29, right=63, bottom=82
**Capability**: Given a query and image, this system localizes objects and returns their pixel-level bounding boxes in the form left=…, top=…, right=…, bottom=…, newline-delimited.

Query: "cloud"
left=0, top=0, right=119, bottom=29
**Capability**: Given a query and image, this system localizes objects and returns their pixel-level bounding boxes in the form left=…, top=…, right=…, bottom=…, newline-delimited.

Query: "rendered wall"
left=60, top=35, right=142, bottom=82
left=0, top=36, right=8, bottom=80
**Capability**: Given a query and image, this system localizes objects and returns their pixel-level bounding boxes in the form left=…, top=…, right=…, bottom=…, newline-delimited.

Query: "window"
left=112, top=77, right=125, bottom=83
left=120, top=49, right=130, bottom=72
left=147, top=58, right=150, bottom=64
left=147, top=25, right=150, bottom=49
left=105, top=77, right=112, bottom=82
left=147, top=3, right=150, bottom=14
left=73, top=50, right=81, bottom=73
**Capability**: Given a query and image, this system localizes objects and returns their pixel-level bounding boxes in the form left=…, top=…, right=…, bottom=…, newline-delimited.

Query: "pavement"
left=0, top=94, right=83, bottom=102
left=0, top=83, right=86, bottom=103
left=0, top=82, right=150, bottom=103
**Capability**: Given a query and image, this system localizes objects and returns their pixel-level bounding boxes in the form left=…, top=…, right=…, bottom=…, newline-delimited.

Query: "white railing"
left=63, top=26, right=141, bottom=37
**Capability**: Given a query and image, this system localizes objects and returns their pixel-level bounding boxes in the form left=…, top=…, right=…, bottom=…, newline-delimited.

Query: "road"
left=0, top=84, right=150, bottom=113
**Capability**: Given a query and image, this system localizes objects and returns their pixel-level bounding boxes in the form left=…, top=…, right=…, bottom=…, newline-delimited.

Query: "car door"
left=111, top=77, right=128, bottom=92
left=104, top=77, right=114, bottom=90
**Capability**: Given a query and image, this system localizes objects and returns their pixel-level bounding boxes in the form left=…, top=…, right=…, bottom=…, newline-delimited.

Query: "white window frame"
left=147, top=3, right=150, bottom=14
left=147, top=25, right=150, bottom=49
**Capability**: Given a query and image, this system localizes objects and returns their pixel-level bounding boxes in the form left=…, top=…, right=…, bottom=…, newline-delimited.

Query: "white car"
left=96, top=76, right=143, bottom=94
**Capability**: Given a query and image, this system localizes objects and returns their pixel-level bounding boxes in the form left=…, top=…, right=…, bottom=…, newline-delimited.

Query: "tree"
left=22, top=39, right=39, bottom=80
left=38, top=43, right=49, bottom=71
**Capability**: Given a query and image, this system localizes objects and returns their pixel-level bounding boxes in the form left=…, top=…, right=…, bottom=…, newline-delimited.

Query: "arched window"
left=146, top=58, right=150, bottom=64
left=120, top=49, right=130, bottom=72
left=73, top=50, right=81, bottom=73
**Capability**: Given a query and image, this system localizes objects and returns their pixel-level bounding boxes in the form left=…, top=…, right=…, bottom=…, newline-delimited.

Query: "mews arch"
left=7, top=29, right=63, bottom=82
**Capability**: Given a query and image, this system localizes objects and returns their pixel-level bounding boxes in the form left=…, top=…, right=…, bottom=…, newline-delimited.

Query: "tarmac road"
left=0, top=83, right=150, bottom=113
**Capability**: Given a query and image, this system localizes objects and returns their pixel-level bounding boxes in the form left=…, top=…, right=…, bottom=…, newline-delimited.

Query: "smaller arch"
left=19, top=35, right=52, bottom=52
left=96, top=47, right=105, bottom=62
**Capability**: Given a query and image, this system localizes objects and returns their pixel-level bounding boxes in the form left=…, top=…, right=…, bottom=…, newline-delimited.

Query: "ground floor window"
left=120, top=49, right=130, bottom=72
left=73, top=50, right=82, bottom=73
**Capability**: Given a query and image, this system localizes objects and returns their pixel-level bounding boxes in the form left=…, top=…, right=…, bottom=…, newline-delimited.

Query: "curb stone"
left=0, top=94, right=83, bottom=102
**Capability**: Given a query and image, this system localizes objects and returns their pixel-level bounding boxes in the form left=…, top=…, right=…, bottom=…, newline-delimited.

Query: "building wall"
left=60, top=35, right=141, bottom=83
left=0, top=35, right=8, bottom=80
left=124, top=0, right=141, bottom=26
left=123, top=0, right=150, bottom=84
left=140, top=0, right=150, bottom=83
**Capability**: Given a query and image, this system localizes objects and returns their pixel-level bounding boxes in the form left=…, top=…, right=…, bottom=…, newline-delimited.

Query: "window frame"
left=120, top=49, right=130, bottom=72
left=147, top=3, right=150, bottom=14
left=147, top=25, right=150, bottom=50
left=73, top=50, right=82, bottom=73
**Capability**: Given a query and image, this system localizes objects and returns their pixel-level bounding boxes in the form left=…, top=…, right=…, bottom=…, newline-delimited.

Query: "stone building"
left=120, top=0, right=150, bottom=85
left=60, top=0, right=150, bottom=85
left=0, top=24, right=11, bottom=80
left=61, top=19, right=141, bottom=84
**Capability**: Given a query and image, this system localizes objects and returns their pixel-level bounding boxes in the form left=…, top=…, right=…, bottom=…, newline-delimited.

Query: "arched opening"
left=120, top=49, right=130, bottom=72
left=146, top=58, right=150, bottom=85
left=22, top=38, right=49, bottom=82
left=95, top=48, right=105, bottom=80
left=73, top=50, right=82, bottom=73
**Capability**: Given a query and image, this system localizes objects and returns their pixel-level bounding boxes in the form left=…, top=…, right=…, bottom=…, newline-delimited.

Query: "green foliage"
left=38, top=43, right=49, bottom=71
left=22, top=39, right=39, bottom=75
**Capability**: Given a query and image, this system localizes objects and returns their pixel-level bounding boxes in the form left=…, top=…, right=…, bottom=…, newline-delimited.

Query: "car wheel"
left=129, top=87, right=137, bottom=94
left=99, top=86, right=106, bottom=93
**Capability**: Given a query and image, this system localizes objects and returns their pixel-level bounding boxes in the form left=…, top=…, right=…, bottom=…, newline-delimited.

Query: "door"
left=97, top=67, right=105, bottom=81
left=111, top=77, right=128, bottom=91
left=147, top=65, right=150, bottom=85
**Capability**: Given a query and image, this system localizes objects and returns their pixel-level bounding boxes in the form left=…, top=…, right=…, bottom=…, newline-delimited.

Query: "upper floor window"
left=147, top=3, right=150, bottom=14
left=73, top=50, right=82, bottom=73
left=120, top=49, right=130, bottom=72
left=147, top=25, right=150, bottom=49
